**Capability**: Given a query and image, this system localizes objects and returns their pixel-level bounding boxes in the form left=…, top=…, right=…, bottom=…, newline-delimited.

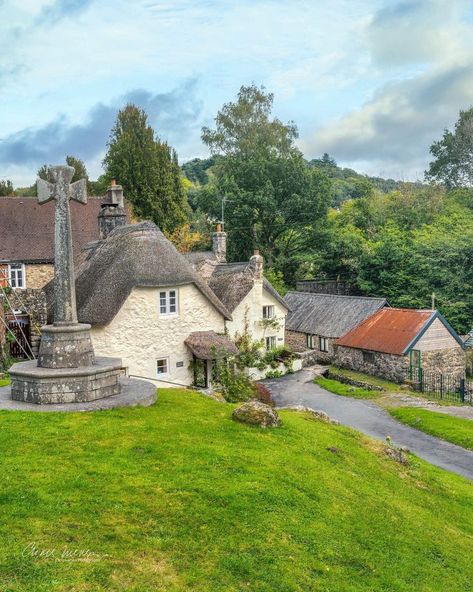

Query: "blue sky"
left=1, top=0, right=473, bottom=185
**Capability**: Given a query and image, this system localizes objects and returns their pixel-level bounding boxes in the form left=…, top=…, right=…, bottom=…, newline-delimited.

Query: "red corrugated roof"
left=335, top=308, right=435, bottom=355
left=0, top=197, right=104, bottom=264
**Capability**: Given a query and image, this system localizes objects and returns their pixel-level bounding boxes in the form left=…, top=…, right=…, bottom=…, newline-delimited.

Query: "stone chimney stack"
left=249, top=249, right=264, bottom=280
left=98, top=180, right=127, bottom=240
left=212, top=223, right=227, bottom=263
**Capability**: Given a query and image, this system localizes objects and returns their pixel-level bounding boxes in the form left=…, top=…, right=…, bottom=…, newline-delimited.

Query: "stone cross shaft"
left=37, top=165, right=87, bottom=326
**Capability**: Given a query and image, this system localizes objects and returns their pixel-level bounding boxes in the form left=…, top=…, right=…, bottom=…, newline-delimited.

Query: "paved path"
left=264, top=370, right=473, bottom=481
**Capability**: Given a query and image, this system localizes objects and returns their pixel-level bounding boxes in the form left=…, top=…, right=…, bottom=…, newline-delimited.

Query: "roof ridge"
left=286, top=291, right=386, bottom=301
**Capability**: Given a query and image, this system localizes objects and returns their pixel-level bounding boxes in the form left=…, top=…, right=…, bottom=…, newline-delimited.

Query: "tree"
left=0, top=180, right=14, bottom=196
left=426, top=107, right=473, bottom=188
left=103, top=104, right=188, bottom=233
left=198, top=84, right=331, bottom=280
left=38, top=155, right=91, bottom=192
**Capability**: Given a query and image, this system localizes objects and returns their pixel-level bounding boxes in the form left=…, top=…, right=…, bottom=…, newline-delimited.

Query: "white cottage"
left=74, top=222, right=237, bottom=388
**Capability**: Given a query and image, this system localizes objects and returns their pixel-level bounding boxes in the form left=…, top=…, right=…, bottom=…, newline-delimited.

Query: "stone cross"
left=37, top=165, right=87, bottom=326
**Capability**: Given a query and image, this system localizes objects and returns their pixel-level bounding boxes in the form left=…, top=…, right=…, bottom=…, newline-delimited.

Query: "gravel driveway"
left=264, top=369, right=473, bottom=481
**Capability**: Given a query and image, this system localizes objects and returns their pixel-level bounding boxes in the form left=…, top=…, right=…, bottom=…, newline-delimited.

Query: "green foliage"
left=263, top=268, right=288, bottom=296
left=0, top=179, right=14, bottom=196
left=389, top=408, right=473, bottom=451
left=212, top=359, right=253, bottom=402
left=197, top=84, right=331, bottom=282
left=426, top=107, right=473, bottom=188
left=38, top=155, right=92, bottom=192
left=103, top=104, right=188, bottom=233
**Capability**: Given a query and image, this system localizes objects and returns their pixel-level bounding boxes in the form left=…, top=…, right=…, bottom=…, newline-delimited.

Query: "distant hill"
left=182, top=153, right=424, bottom=207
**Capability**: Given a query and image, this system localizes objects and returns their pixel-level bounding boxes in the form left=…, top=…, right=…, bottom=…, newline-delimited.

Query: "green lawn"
left=1, top=389, right=473, bottom=591
left=328, top=366, right=402, bottom=392
left=0, top=378, right=10, bottom=387
left=389, top=407, right=473, bottom=451
left=315, top=376, right=381, bottom=399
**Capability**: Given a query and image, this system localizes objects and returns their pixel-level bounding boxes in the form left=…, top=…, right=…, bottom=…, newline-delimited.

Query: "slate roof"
left=185, top=331, right=239, bottom=359
left=208, top=262, right=289, bottom=313
left=75, top=222, right=232, bottom=326
left=0, top=196, right=105, bottom=264
left=284, top=292, right=388, bottom=338
left=335, top=308, right=463, bottom=355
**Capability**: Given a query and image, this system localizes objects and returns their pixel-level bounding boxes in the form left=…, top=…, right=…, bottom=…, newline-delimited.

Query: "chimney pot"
left=111, top=179, right=117, bottom=187
left=216, top=222, right=222, bottom=232
left=253, top=249, right=260, bottom=256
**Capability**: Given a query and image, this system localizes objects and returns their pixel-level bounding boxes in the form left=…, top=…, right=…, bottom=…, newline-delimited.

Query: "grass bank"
left=389, top=407, right=473, bottom=451
left=1, top=388, right=473, bottom=591
left=0, top=378, right=10, bottom=387
left=315, top=376, right=381, bottom=399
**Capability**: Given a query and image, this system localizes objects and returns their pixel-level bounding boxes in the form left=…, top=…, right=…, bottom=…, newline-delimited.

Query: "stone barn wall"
left=286, top=329, right=336, bottom=366
left=421, top=348, right=465, bottom=376
left=333, top=345, right=409, bottom=383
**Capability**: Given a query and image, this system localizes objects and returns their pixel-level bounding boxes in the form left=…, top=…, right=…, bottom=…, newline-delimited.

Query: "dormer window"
left=8, top=263, right=25, bottom=289
left=159, top=289, right=178, bottom=315
left=262, top=305, right=275, bottom=319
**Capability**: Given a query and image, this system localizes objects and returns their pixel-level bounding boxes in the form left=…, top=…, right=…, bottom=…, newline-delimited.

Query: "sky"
left=1, top=0, right=473, bottom=185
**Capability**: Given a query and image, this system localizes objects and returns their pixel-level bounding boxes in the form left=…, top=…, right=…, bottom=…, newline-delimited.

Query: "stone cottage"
left=0, top=183, right=127, bottom=356
left=334, top=308, right=466, bottom=382
left=284, top=292, right=388, bottom=365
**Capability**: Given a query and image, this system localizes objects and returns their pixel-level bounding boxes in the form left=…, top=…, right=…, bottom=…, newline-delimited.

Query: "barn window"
left=159, top=290, right=178, bottom=315
left=8, top=263, right=25, bottom=289
left=319, top=337, right=329, bottom=353
left=306, top=334, right=315, bottom=349
left=362, top=351, right=375, bottom=363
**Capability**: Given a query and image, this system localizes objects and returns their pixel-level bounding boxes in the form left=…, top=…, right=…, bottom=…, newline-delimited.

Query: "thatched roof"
left=75, top=222, right=232, bottom=325
left=208, top=263, right=289, bottom=313
left=184, top=331, right=239, bottom=359
left=284, top=292, right=388, bottom=338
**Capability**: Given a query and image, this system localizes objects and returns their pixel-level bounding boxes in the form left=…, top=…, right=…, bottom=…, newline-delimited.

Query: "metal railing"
left=406, top=368, right=473, bottom=404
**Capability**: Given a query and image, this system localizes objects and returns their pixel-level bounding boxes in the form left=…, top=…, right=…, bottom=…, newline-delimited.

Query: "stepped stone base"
left=9, top=357, right=123, bottom=404
left=38, top=323, right=95, bottom=369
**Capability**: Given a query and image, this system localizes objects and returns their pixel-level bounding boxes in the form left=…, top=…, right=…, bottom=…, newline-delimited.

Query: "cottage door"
left=193, top=358, right=208, bottom=388
left=7, top=314, right=31, bottom=359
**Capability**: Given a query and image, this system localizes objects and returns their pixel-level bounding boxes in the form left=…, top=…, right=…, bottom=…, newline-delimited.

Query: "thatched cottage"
left=69, top=220, right=288, bottom=388
left=284, top=292, right=388, bottom=365
left=334, top=308, right=466, bottom=382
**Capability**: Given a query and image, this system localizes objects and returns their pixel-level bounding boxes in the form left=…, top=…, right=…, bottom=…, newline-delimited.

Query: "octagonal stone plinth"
left=9, top=357, right=123, bottom=404
left=37, top=323, right=95, bottom=369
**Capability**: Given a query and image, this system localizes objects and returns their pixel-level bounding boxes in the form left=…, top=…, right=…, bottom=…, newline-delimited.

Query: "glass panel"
left=169, top=290, right=176, bottom=313
left=159, top=292, right=167, bottom=314
left=157, top=359, right=168, bottom=374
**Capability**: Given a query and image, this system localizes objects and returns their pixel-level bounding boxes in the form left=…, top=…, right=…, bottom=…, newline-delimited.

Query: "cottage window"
left=306, top=334, right=315, bottom=349
left=156, top=358, right=169, bottom=375
left=159, top=289, right=178, bottom=315
left=265, top=336, right=277, bottom=350
left=263, top=305, right=275, bottom=319
left=319, top=337, right=329, bottom=353
left=362, top=351, right=375, bottom=364
left=8, top=263, right=25, bottom=289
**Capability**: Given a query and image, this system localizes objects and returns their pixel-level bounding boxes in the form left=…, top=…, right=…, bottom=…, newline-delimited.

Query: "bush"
left=212, top=360, right=254, bottom=403
left=252, top=382, right=274, bottom=406
left=265, top=369, right=284, bottom=379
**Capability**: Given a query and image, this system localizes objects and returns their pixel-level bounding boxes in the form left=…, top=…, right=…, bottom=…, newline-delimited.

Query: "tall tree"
left=426, top=107, right=473, bottom=188
left=103, top=104, right=188, bottom=232
left=198, top=84, right=331, bottom=277
left=0, top=179, right=14, bottom=196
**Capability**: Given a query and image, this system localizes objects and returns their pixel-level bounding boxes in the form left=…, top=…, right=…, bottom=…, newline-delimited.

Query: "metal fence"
left=406, top=368, right=473, bottom=404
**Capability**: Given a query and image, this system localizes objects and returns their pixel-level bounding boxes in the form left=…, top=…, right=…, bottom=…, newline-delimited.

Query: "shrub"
left=212, top=360, right=254, bottom=403
left=265, top=369, right=283, bottom=379
left=252, top=382, right=274, bottom=406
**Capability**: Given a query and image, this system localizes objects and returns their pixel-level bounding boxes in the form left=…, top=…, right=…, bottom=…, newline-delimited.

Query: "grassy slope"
left=315, top=377, right=381, bottom=399
left=389, top=407, right=473, bottom=451
left=329, top=367, right=401, bottom=391
left=1, top=390, right=473, bottom=591
left=0, top=378, right=10, bottom=387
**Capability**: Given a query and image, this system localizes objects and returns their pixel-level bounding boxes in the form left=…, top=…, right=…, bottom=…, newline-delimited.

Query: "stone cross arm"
left=37, top=165, right=87, bottom=205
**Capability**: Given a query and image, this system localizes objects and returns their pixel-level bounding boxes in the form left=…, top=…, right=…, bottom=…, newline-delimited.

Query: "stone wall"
left=421, top=347, right=466, bottom=375
left=26, top=264, right=54, bottom=290
left=333, top=346, right=409, bottom=383
left=285, top=330, right=335, bottom=366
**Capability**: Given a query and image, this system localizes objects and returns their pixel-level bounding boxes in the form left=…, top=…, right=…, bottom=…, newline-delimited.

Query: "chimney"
left=98, top=180, right=127, bottom=239
left=212, top=223, right=227, bottom=263
left=249, top=249, right=263, bottom=280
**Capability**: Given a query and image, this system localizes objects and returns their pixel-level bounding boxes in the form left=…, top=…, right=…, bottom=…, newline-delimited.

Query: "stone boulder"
left=232, top=401, right=281, bottom=428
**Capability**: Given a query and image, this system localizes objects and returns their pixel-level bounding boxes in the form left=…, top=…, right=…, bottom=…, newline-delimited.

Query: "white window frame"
left=265, top=336, right=277, bottom=350
left=159, top=289, right=178, bottom=316
left=156, top=357, right=169, bottom=376
left=319, top=337, right=329, bottom=353
left=262, top=305, right=275, bottom=319
left=306, top=334, right=315, bottom=349
left=8, top=263, right=26, bottom=289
